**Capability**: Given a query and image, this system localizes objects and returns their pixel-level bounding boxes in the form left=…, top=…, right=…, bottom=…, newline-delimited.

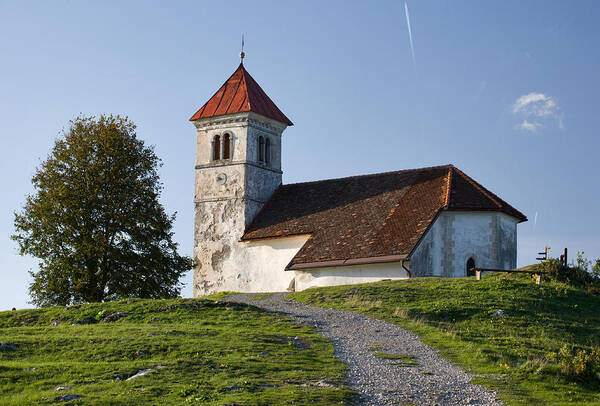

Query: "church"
left=190, top=61, right=527, bottom=296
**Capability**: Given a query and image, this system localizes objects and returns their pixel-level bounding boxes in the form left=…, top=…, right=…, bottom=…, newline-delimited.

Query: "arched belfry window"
left=223, top=134, right=231, bottom=160
left=258, top=136, right=265, bottom=162
left=212, top=135, right=221, bottom=161
left=265, top=137, right=271, bottom=164
left=466, top=257, right=476, bottom=277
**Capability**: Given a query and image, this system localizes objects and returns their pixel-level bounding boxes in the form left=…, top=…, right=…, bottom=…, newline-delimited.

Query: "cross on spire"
left=240, top=34, right=245, bottom=62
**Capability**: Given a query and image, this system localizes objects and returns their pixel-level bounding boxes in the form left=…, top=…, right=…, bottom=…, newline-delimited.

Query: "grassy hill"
left=289, top=271, right=600, bottom=405
left=0, top=298, right=355, bottom=405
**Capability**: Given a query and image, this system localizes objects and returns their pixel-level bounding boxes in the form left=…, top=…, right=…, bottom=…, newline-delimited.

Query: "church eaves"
left=189, top=63, right=293, bottom=126
left=241, top=165, right=527, bottom=270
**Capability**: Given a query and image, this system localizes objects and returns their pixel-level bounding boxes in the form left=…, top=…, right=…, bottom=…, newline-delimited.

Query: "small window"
left=466, top=257, right=476, bottom=277
left=223, top=134, right=231, bottom=159
left=212, top=135, right=221, bottom=161
left=258, top=136, right=265, bottom=162
left=265, top=138, right=271, bottom=164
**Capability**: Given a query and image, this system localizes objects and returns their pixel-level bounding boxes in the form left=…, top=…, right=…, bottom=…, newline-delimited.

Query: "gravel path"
left=226, top=292, right=503, bottom=406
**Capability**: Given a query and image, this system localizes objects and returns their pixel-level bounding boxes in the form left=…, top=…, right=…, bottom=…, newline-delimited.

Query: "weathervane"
left=240, top=34, right=245, bottom=62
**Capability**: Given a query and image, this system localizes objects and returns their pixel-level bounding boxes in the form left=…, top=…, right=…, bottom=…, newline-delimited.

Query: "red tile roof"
left=241, top=165, right=527, bottom=269
left=189, top=63, right=293, bottom=126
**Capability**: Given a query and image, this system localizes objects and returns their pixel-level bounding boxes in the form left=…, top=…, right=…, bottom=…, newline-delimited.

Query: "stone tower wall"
left=192, top=112, right=287, bottom=295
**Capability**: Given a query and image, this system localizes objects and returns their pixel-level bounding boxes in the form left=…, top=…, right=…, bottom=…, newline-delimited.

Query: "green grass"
left=289, top=272, right=600, bottom=405
left=199, top=291, right=237, bottom=301
left=250, top=293, right=274, bottom=301
left=0, top=298, right=356, bottom=405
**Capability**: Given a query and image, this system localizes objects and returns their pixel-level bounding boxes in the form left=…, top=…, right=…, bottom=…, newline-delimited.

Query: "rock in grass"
left=301, top=379, right=335, bottom=388
left=0, top=343, right=17, bottom=351
left=126, top=368, right=154, bottom=381
left=55, top=394, right=81, bottom=401
left=126, top=366, right=163, bottom=381
left=71, top=318, right=95, bottom=325
left=55, top=386, right=72, bottom=391
left=291, top=336, right=311, bottom=350
left=102, top=312, right=128, bottom=323
left=491, top=310, right=506, bottom=317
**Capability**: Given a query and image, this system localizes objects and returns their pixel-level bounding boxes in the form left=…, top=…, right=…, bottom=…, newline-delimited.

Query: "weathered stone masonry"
left=193, top=112, right=288, bottom=296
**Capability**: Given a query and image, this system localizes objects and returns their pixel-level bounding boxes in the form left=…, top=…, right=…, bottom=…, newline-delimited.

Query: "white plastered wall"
left=409, top=211, right=519, bottom=278
left=293, top=262, right=410, bottom=291
left=231, top=235, right=310, bottom=292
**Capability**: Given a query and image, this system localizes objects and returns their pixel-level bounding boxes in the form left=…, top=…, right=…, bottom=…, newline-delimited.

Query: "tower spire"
left=239, top=34, right=245, bottom=63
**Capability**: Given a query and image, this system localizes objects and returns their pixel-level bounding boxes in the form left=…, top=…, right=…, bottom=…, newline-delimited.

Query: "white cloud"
left=512, top=92, right=556, bottom=116
left=518, top=120, right=542, bottom=133
left=511, top=92, right=562, bottom=132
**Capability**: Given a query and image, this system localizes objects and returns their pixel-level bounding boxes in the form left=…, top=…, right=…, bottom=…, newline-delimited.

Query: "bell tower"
left=190, top=61, right=293, bottom=295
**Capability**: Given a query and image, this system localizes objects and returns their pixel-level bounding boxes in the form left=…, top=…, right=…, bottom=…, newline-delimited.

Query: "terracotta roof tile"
left=446, top=166, right=527, bottom=221
left=190, top=63, right=293, bottom=126
left=242, top=165, right=527, bottom=268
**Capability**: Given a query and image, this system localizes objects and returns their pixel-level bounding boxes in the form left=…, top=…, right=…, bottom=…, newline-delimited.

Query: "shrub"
left=592, top=259, right=600, bottom=279
left=558, top=344, right=600, bottom=382
left=539, top=254, right=600, bottom=293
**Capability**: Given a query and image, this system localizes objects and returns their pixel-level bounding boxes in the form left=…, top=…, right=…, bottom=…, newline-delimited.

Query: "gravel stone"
left=226, top=292, right=504, bottom=406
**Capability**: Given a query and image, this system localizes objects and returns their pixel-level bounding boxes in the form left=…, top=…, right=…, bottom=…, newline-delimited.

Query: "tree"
left=12, top=115, right=192, bottom=306
left=592, top=259, right=600, bottom=279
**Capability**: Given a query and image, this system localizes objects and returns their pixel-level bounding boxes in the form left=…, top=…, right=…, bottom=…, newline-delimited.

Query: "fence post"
left=476, top=270, right=481, bottom=281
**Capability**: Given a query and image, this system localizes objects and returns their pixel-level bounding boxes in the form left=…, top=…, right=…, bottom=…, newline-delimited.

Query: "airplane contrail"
left=404, top=1, right=417, bottom=70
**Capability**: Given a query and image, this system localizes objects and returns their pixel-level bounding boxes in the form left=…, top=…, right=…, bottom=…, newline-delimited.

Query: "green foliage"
left=575, top=251, right=593, bottom=271
left=557, top=345, right=600, bottom=381
left=0, top=298, right=355, bottom=405
left=12, top=115, right=192, bottom=306
left=539, top=254, right=600, bottom=294
left=290, top=272, right=600, bottom=405
left=593, top=260, right=600, bottom=279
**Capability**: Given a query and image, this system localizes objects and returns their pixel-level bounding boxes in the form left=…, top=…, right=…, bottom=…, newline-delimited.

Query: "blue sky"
left=1, top=1, right=598, bottom=310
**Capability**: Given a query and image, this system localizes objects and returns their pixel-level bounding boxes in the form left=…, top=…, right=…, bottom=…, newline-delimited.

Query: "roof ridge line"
left=444, top=166, right=453, bottom=208
left=194, top=64, right=243, bottom=120
left=221, top=65, right=246, bottom=114
left=240, top=65, right=253, bottom=110
left=452, top=166, right=503, bottom=208
left=239, top=65, right=293, bottom=125
left=284, top=164, right=453, bottom=187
